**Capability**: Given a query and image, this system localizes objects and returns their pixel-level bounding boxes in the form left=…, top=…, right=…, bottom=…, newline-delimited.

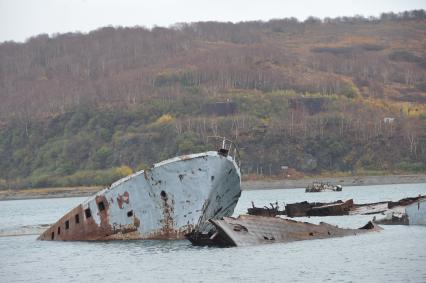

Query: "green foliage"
left=26, top=167, right=133, bottom=188
left=0, top=90, right=424, bottom=189
left=341, top=82, right=359, bottom=99
left=92, top=146, right=113, bottom=169
left=66, top=110, right=90, bottom=134
left=1, top=15, right=426, bottom=189
left=176, top=132, right=207, bottom=154
left=155, top=114, right=174, bottom=124
left=388, top=50, right=420, bottom=63
left=154, top=70, right=196, bottom=87
left=136, top=163, right=150, bottom=171
left=230, top=91, right=291, bottom=118
left=396, top=161, right=425, bottom=173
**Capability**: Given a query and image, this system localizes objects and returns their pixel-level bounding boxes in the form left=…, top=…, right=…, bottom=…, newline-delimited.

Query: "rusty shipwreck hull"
left=247, top=200, right=354, bottom=218
left=38, top=150, right=241, bottom=241
left=247, top=202, right=285, bottom=217
left=374, top=198, right=426, bottom=226
left=285, top=199, right=354, bottom=217
left=255, top=195, right=426, bottom=218
left=187, top=215, right=381, bottom=247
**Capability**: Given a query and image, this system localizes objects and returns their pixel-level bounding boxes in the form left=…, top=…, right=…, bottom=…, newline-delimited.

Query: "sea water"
left=0, top=183, right=425, bottom=282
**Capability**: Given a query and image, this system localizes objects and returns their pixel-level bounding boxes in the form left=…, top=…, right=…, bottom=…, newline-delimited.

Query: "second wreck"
left=374, top=197, right=426, bottom=225
left=187, top=215, right=381, bottom=247
left=38, top=138, right=241, bottom=241
left=248, top=195, right=426, bottom=218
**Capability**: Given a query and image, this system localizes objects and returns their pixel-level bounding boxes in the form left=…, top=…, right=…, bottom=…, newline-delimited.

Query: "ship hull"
left=38, top=151, right=241, bottom=241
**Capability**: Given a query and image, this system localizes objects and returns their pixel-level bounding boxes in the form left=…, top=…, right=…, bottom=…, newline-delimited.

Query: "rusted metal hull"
left=247, top=202, right=285, bottom=217
left=38, top=151, right=241, bottom=241
left=188, top=215, right=381, bottom=247
left=308, top=199, right=353, bottom=216
left=247, top=207, right=280, bottom=217
left=374, top=199, right=426, bottom=226
left=285, top=200, right=353, bottom=217
left=353, top=195, right=426, bottom=216
left=277, top=196, right=426, bottom=217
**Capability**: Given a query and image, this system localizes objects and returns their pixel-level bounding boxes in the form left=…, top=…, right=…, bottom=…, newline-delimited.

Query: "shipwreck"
left=247, top=201, right=285, bottom=217
left=305, top=182, right=342, bottom=192
left=248, top=195, right=426, bottom=218
left=374, top=197, right=426, bottom=225
left=186, top=215, right=381, bottom=247
left=38, top=137, right=241, bottom=241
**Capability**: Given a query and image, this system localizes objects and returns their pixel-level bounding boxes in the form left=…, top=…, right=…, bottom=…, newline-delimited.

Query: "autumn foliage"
left=0, top=10, right=425, bottom=188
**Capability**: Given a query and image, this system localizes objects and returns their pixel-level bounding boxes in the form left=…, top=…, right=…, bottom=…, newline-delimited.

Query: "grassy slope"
left=0, top=17, right=425, bottom=189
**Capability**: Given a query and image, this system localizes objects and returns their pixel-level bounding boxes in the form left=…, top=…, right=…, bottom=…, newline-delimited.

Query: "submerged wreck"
left=248, top=195, right=426, bottom=218
left=374, top=197, right=426, bottom=226
left=247, top=201, right=285, bottom=217
left=186, top=215, right=381, bottom=247
left=285, top=199, right=353, bottom=217
left=38, top=138, right=241, bottom=241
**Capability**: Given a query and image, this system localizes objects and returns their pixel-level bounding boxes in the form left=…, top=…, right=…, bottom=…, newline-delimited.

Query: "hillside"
left=0, top=11, right=425, bottom=189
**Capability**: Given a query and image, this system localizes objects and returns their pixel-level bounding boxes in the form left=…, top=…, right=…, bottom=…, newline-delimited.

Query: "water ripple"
left=0, top=184, right=425, bottom=282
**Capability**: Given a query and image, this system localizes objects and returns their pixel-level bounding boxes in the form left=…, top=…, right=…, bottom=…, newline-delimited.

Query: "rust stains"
left=248, top=201, right=284, bottom=217
left=249, top=196, right=426, bottom=218
left=95, top=195, right=110, bottom=231
left=38, top=203, right=111, bottom=241
left=117, top=191, right=130, bottom=209
left=102, top=230, right=142, bottom=240
left=387, top=196, right=425, bottom=209
left=187, top=215, right=382, bottom=247
left=307, top=199, right=353, bottom=216
left=38, top=194, right=141, bottom=241
left=145, top=224, right=194, bottom=240
left=159, top=190, right=176, bottom=238
left=134, top=215, right=141, bottom=228
left=38, top=148, right=242, bottom=241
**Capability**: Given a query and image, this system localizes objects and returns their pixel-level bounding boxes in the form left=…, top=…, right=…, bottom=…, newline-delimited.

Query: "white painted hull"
left=38, top=151, right=241, bottom=240
left=406, top=200, right=426, bottom=225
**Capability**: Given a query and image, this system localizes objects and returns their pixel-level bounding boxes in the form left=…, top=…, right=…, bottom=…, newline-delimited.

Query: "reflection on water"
left=0, top=183, right=425, bottom=282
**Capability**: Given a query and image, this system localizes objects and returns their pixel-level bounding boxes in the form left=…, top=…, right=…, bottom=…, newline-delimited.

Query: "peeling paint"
left=38, top=150, right=241, bottom=241
left=187, top=215, right=382, bottom=247
left=117, top=191, right=130, bottom=209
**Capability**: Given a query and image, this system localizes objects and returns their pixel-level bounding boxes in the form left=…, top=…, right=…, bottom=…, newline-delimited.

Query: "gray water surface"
left=1, top=183, right=426, bottom=282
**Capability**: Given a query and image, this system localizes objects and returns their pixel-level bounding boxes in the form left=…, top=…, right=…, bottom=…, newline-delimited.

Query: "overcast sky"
left=0, top=0, right=425, bottom=43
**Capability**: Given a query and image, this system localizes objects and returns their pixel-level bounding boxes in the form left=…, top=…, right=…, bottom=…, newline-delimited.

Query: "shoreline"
left=1, top=174, right=425, bottom=201
left=0, top=186, right=102, bottom=201
left=242, top=174, right=426, bottom=191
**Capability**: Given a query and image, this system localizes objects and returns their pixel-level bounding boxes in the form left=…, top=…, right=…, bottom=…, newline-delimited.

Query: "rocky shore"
left=1, top=174, right=425, bottom=201
left=242, top=174, right=426, bottom=190
left=0, top=186, right=102, bottom=201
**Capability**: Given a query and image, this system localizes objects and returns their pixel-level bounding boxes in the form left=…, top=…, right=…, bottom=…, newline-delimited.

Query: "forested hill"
left=1, top=10, right=426, bottom=189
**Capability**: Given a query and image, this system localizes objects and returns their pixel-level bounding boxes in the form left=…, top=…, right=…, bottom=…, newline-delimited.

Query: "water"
left=1, top=183, right=425, bottom=282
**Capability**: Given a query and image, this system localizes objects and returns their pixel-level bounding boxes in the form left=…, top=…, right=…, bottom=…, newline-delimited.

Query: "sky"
left=0, top=0, right=425, bottom=43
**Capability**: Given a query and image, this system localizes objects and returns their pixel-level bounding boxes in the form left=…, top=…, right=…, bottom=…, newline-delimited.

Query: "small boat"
left=305, top=182, right=342, bottom=192
left=38, top=137, right=241, bottom=241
